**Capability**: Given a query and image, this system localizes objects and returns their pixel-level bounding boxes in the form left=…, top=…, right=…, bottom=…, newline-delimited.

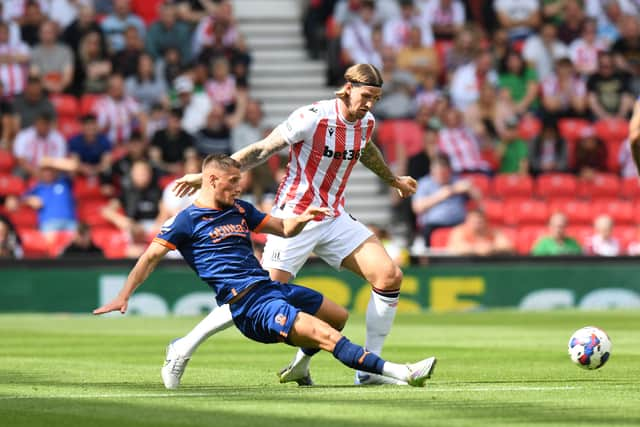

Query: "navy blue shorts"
left=229, top=281, right=324, bottom=344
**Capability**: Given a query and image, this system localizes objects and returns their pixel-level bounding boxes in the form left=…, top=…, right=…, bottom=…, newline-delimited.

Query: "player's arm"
left=172, top=128, right=289, bottom=197
left=93, top=242, right=169, bottom=315
left=359, top=141, right=417, bottom=198
left=258, top=206, right=332, bottom=238
left=629, top=100, right=640, bottom=175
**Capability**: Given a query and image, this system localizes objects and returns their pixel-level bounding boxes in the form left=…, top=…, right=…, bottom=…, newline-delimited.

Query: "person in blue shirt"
left=68, top=114, right=113, bottom=176
left=24, top=164, right=76, bottom=234
left=93, top=154, right=435, bottom=387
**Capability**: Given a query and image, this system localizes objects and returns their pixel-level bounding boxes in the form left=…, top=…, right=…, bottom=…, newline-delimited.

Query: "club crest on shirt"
left=275, top=313, right=287, bottom=326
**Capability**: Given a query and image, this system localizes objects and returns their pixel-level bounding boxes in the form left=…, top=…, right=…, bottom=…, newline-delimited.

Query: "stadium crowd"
left=1, top=0, right=640, bottom=260
left=304, top=0, right=640, bottom=259
left=0, top=0, right=285, bottom=259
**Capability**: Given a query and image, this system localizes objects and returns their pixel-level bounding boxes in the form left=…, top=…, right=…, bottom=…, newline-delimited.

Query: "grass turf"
left=1, top=311, right=639, bottom=427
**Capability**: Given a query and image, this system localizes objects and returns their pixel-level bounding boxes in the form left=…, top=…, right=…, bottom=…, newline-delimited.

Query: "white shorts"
left=261, top=212, right=374, bottom=277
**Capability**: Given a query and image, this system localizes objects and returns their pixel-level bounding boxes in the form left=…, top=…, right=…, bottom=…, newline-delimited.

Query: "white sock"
left=382, top=361, right=410, bottom=382
left=365, top=290, right=399, bottom=356
left=172, top=304, right=234, bottom=357
left=290, top=348, right=312, bottom=372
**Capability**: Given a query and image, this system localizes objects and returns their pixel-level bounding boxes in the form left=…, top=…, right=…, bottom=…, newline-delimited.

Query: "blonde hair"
left=335, top=64, right=384, bottom=99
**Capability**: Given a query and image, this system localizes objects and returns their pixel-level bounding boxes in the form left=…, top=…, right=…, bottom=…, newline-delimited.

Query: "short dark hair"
left=431, top=152, right=451, bottom=169
left=80, top=113, right=97, bottom=123
left=202, top=154, right=241, bottom=171
left=36, top=111, right=53, bottom=122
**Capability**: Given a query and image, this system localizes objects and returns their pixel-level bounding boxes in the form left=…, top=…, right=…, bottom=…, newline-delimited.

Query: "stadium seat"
left=518, top=115, right=542, bottom=140
left=558, top=118, right=591, bottom=142
left=566, top=225, right=592, bottom=247
left=0, top=174, right=26, bottom=196
left=0, top=150, right=15, bottom=173
left=577, top=173, right=620, bottom=198
left=536, top=173, right=578, bottom=198
left=58, top=117, right=82, bottom=139
left=491, top=174, right=534, bottom=198
left=77, top=201, right=112, bottom=228
left=375, top=119, right=424, bottom=164
left=8, top=206, right=38, bottom=229
left=548, top=198, right=593, bottom=225
left=131, top=0, right=163, bottom=25
left=605, top=139, right=623, bottom=173
left=504, top=198, right=549, bottom=226
left=614, top=225, right=638, bottom=253
left=482, top=198, right=504, bottom=225
left=19, top=228, right=50, bottom=258
left=462, top=173, right=490, bottom=196
left=593, top=199, right=635, bottom=225
left=620, top=177, right=640, bottom=199
left=430, top=227, right=453, bottom=248
left=80, top=94, right=101, bottom=115
left=50, top=94, right=79, bottom=118
left=594, top=118, right=628, bottom=143
left=48, top=230, right=75, bottom=257
left=73, top=176, right=105, bottom=201
left=516, top=225, right=546, bottom=254
left=91, top=227, right=129, bottom=259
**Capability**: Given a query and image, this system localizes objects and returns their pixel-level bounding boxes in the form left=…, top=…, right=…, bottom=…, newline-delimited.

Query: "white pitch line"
left=0, top=385, right=584, bottom=400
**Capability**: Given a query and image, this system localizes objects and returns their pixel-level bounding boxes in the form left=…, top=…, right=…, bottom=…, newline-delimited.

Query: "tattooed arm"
left=629, top=100, right=640, bottom=176
left=232, top=128, right=289, bottom=172
left=172, top=128, right=289, bottom=197
left=359, top=141, right=417, bottom=198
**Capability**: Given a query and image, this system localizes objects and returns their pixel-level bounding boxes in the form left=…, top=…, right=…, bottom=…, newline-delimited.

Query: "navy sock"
left=332, top=336, right=385, bottom=374
left=301, top=347, right=320, bottom=357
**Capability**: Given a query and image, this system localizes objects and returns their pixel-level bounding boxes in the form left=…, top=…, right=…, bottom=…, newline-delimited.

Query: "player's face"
left=349, top=85, right=382, bottom=120
left=212, top=168, right=242, bottom=207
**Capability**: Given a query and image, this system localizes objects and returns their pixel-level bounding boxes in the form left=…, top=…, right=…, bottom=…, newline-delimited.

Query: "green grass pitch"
left=1, top=311, right=639, bottom=427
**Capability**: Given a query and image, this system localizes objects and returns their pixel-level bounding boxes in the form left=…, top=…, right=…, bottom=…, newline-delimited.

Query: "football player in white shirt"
left=163, top=64, right=421, bottom=388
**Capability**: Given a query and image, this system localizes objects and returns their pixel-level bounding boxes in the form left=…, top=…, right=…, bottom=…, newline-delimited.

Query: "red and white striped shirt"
left=13, top=127, right=66, bottom=167
left=437, top=126, right=488, bottom=173
left=275, top=99, right=375, bottom=218
left=95, top=95, right=141, bottom=145
left=0, top=41, right=29, bottom=96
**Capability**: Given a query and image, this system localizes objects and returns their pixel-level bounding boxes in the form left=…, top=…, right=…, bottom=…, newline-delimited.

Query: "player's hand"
left=300, top=206, right=333, bottom=221
left=172, top=173, right=203, bottom=198
left=393, top=176, right=417, bottom=198
left=93, top=297, right=129, bottom=315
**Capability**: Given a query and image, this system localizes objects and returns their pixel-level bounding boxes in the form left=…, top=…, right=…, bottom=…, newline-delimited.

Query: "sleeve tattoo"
left=231, top=129, right=289, bottom=172
left=359, top=141, right=396, bottom=185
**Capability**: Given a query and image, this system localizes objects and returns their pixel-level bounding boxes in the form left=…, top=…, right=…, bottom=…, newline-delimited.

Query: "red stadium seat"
left=566, top=225, right=592, bottom=246
left=504, top=198, right=549, bottom=226
left=594, top=118, right=628, bottom=143
left=620, top=177, right=640, bottom=199
left=482, top=198, right=504, bottom=225
left=375, top=119, right=424, bottom=164
left=159, top=174, right=178, bottom=190
left=77, top=200, right=112, bottom=228
left=80, top=94, right=101, bottom=115
left=0, top=174, right=26, bottom=196
left=462, top=173, right=490, bottom=196
left=131, top=0, right=163, bottom=25
left=491, top=174, right=534, bottom=198
left=48, top=230, right=75, bottom=257
left=615, top=225, right=638, bottom=252
left=518, top=115, right=542, bottom=140
left=605, top=139, right=624, bottom=173
left=8, top=206, right=38, bottom=229
left=19, top=228, right=50, bottom=258
left=50, top=94, right=79, bottom=118
left=592, top=199, right=634, bottom=224
left=548, top=198, right=593, bottom=225
left=577, top=173, right=620, bottom=198
left=73, top=176, right=105, bottom=201
left=91, top=227, right=128, bottom=258
left=58, top=117, right=82, bottom=139
left=558, top=118, right=591, bottom=142
left=0, top=150, right=15, bottom=173
left=431, top=227, right=453, bottom=248
left=536, top=173, right=578, bottom=198
left=517, top=225, right=547, bottom=254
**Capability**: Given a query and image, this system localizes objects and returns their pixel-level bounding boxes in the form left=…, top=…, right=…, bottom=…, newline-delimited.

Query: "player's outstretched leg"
left=279, top=297, right=348, bottom=386
left=341, top=237, right=404, bottom=385
left=161, top=304, right=234, bottom=389
left=288, top=312, right=436, bottom=387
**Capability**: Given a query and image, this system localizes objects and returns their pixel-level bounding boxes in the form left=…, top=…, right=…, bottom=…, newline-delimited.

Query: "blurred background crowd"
left=0, top=0, right=639, bottom=262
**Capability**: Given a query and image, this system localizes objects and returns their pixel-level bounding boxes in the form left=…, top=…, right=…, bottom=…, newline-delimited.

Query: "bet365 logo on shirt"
left=323, top=145, right=361, bottom=160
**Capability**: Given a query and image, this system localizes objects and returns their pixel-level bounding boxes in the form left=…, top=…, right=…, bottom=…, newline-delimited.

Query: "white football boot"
left=161, top=339, right=190, bottom=389
left=405, top=356, right=437, bottom=387
left=278, top=363, right=314, bottom=386
left=355, top=371, right=408, bottom=386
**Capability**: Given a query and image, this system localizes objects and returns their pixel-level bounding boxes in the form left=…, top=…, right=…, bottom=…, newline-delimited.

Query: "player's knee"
left=374, top=264, right=403, bottom=291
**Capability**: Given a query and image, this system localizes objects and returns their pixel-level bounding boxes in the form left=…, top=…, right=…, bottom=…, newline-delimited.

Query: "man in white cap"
left=175, top=75, right=212, bottom=135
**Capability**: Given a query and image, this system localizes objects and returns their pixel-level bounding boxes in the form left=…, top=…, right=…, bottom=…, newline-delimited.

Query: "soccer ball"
left=568, top=326, right=612, bottom=370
